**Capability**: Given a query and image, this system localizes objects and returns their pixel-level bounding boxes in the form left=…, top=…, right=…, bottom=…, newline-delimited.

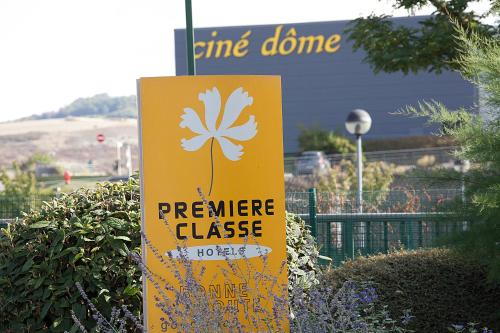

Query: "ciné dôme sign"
left=193, top=25, right=342, bottom=59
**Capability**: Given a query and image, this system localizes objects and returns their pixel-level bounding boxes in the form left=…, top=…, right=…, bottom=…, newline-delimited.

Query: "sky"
left=0, top=0, right=493, bottom=122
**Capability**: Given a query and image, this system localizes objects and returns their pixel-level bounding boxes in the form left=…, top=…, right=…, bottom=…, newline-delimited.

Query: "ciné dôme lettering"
left=193, top=25, right=341, bottom=60
left=194, top=30, right=251, bottom=59
left=261, top=25, right=341, bottom=56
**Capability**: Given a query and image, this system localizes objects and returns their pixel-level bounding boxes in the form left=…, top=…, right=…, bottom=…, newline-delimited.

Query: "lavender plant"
left=65, top=283, right=144, bottom=333
left=449, top=323, right=493, bottom=333
left=290, top=281, right=413, bottom=333
left=40, top=192, right=494, bottom=333
left=69, top=276, right=414, bottom=333
left=66, top=186, right=415, bottom=333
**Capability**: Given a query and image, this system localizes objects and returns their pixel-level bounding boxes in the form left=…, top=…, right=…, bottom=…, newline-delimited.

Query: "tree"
left=26, top=94, right=137, bottom=120
left=346, top=0, right=498, bottom=74
left=397, top=19, right=500, bottom=279
left=0, top=162, right=37, bottom=198
left=0, top=153, right=58, bottom=195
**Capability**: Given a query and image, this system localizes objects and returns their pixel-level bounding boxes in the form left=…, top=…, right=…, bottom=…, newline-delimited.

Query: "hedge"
left=322, top=248, right=500, bottom=333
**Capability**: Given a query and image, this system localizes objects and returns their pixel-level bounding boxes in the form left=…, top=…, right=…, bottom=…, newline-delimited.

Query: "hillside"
left=24, top=94, right=137, bottom=120
left=0, top=117, right=139, bottom=175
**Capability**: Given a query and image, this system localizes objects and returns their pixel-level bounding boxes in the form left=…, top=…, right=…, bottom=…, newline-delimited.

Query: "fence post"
left=383, top=221, right=389, bottom=252
left=418, top=221, right=423, bottom=248
left=400, top=221, right=407, bottom=248
left=326, top=222, right=332, bottom=259
left=407, top=221, right=414, bottom=250
left=434, top=220, right=440, bottom=245
left=366, top=221, right=371, bottom=255
left=345, top=219, right=354, bottom=260
left=308, top=188, right=317, bottom=239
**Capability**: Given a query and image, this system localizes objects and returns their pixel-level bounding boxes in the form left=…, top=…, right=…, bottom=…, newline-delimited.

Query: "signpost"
left=137, top=75, right=288, bottom=332
left=184, top=0, right=196, bottom=75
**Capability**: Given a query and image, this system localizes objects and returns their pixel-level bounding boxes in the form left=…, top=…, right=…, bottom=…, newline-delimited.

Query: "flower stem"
left=208, top=137, right=214, bottom=196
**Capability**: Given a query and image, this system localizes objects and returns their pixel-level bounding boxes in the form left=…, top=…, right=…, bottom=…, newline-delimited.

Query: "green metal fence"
left=286, top=188, right=464, bottom=265
left=0, top=195, right=54, bottom=226
left=0, top=189, right=464, bottom=265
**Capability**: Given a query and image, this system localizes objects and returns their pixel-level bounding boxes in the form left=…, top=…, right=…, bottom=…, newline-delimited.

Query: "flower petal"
left=181, top=134, right=210, bottom=152
left=219, top=87, right=253, bottom=131
left=219, top=115, right=257, bottom=141
left=199, top=87, right=221, bottom=133
left=180, top=108, right=208, bottom=135
left=216, top=137, right=243, bottom=161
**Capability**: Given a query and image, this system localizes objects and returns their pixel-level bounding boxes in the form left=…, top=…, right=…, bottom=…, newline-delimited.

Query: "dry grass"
left=0, top=117, right=138, bottom=174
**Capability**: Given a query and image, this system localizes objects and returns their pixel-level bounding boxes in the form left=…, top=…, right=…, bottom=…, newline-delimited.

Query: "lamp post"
left=345, top=109, right=372, bottom=213
left=453, top=158, right=470, bottom=204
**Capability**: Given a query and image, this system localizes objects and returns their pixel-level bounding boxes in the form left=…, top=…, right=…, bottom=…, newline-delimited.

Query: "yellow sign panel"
left=137, top=75, right=288, bottom=332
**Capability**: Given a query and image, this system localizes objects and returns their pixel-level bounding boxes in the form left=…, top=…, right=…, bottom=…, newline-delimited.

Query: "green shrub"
left=0, top=178, right=319, bottom=332
left=322, top=248, right=500, bottom=333
left=297, top=126, right=355, bottom=154
left=286, top=212, right=321, bottom=291
left=0, top=180, right=142, bottom=332
left=363, top=135, right=455, bottom=151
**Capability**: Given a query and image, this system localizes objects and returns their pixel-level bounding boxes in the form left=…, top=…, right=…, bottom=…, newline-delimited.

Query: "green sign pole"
left=184, top=0, right=196, bottom=75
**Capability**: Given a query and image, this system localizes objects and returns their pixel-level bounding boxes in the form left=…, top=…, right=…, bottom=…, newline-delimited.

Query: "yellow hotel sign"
left=137, top=75, right=288, bottom=332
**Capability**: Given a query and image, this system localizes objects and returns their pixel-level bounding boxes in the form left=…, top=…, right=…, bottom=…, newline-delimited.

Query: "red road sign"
left=96, top=134, right=105, bottom=143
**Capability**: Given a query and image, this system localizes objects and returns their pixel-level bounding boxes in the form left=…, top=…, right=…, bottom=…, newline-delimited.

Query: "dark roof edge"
left=174, top=15, right=431, bottom=32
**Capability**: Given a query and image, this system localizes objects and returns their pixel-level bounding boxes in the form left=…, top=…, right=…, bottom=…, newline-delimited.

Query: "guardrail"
left=285, top=146, right=457, bottom=174
left=329, top=146, right=457, bottom=165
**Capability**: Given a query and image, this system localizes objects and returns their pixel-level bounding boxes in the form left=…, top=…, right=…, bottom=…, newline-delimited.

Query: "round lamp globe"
left=345, top=109, right=372, bottom=136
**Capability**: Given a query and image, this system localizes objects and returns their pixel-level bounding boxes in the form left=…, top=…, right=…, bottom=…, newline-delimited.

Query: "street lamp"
left=453, top=158, right=470, bottom=204
left=345, top=109, right=372, bottom=213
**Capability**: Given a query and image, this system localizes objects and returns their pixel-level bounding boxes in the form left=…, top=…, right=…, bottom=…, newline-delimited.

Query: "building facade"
left=175, top=17, right=476, bottom=153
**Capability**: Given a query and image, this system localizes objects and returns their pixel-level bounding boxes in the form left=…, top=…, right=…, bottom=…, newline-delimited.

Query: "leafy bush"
left=286, top=212, right=321, bottom=291
left=0, top=178, right=320, bottom=332
left=0, top=180, right=142, bottom=332
left=297, top=126, right=355, bottom=154
left=322, top=248, right=500, bottom=333
left=363, top=135, right=455, bottom=151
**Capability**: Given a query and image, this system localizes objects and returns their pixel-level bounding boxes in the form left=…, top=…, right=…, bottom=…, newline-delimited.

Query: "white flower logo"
left=180, top=86, right=258, bottom=194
